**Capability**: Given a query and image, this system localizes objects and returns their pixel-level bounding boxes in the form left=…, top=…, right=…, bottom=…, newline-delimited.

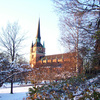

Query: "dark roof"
left=33, top=42, right=43, bottom=47
left=36, top=19, right=41, bottom=41
left=31, top=42, right=34, bottom=48
left=33, top=19, right=43, bottom=47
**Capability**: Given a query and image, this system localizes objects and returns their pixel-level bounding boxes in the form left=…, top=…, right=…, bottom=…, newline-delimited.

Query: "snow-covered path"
left=0, top=86, right=32, bottom=100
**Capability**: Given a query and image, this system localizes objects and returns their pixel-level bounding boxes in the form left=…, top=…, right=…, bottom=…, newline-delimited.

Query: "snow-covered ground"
left=0, top=83, right=33, bottom=100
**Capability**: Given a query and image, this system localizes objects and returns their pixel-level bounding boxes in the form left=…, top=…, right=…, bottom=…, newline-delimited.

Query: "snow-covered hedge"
left=27, top=74, right=100, bottom=100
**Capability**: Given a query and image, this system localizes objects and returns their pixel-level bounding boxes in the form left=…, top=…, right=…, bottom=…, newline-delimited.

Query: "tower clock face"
left=38, top=47, right=42, bottom=53
left=38, top=47, right=42, bottom=52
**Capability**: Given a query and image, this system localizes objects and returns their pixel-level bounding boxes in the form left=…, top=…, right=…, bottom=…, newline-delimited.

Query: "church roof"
left=36, top=19, right=41, bottom=42
left=35, top=52, right=77, bottom=68
left=42, top=52, right=76, bottom=60
left=31, top=42, right=34, bottom=48
left=32, top=19, right=43, bottom=47
left=33, top=41, right=43, bottom=47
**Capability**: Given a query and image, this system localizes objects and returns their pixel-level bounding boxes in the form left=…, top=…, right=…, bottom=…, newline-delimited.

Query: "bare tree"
left=52, top=0, right=100, bottom=71
left=53, top=0, right=100, bottom=46
left=0, top=21, right=26, bottom=94
left=0, top=22, right=25, bottom=61
left=53, top=0, right=100, bottom=24
left=59, top=15, right=85, bottom=73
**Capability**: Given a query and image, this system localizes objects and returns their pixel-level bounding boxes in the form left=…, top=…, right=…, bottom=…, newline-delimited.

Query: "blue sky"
left=0, top=0, right=64, bottom=60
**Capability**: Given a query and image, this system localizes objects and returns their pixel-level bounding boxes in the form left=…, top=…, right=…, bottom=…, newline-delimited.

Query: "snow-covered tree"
left=0, top=53, right=10, bottom=87
left=0, top=21, right=31, bottom=94
left=0, top=54, right=32, bottom=89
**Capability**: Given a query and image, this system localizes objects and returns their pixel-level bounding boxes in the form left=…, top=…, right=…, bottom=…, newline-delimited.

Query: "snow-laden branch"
left=0, top=68, right=32, bottom=86
left=0, top=59, right=32, bottom=87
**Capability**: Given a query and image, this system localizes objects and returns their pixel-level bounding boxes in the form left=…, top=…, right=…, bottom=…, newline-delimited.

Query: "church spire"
left=31, top=41, right=33, bottom=48
left=36, top=19, right=41, bottom=43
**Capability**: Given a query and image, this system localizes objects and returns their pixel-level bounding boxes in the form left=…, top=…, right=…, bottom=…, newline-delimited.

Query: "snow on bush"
left=27, top=74, right=100, bottom=100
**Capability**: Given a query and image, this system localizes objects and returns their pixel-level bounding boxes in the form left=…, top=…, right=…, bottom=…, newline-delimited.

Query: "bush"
left=27, top=74, right=100, bottom=100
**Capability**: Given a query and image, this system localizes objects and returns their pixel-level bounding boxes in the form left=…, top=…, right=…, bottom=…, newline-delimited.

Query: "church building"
left=30, top=19, right=82, bottom=74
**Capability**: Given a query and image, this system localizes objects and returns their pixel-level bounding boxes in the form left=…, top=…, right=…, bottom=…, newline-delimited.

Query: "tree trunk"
left=11, top=70, right=13, bottom=94
left=11, top=53, right=14, bottom=94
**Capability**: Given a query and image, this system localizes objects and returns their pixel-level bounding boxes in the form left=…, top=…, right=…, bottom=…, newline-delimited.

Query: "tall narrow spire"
left=31, top=42, right=33, bottom=48
left=36, top=19, right=41, bottom=43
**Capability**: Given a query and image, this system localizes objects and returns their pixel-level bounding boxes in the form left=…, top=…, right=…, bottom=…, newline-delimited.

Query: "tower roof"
left=36, top=19, right=41, bottom=42
left=34, top=19, right=43, bottom=47
left=33, top=42, right=43, bottom=47
left=31, top=42, right=34, bottom=47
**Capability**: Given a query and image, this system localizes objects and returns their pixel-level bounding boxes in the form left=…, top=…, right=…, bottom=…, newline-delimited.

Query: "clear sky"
left=0, top=0, right=64, bottom=61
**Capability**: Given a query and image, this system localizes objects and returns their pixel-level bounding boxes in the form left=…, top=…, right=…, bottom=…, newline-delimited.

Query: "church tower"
left=30, top=19, right=45, bottom=67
